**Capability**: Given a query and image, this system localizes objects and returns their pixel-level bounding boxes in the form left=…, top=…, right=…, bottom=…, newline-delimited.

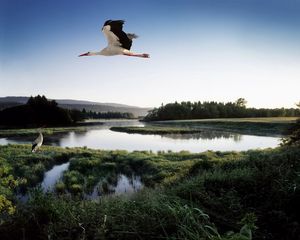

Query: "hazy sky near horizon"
left=1, top=0, right=300, bottom=108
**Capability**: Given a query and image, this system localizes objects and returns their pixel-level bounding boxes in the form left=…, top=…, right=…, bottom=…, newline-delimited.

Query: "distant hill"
left=0, top=97, right=152, bottom=117
left=0, top=96, right=80, bottom=126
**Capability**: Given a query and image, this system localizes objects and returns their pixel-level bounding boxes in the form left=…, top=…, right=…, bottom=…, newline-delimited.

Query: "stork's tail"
left=127, top=33, right=138, bottom=40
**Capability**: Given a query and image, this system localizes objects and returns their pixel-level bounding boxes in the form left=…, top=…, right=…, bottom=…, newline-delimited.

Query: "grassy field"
left=155, top=117, right=298, bottom=123
left=147, top=117, right=297, bottom=136
left=0, top=144, right=299, bottom=239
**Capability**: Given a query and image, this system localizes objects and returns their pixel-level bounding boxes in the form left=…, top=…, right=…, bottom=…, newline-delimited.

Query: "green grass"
left=149, top=117, right=297, bottom=136
left=0, top=126, right=88, bottom=137
left=110, top=126, right=203, bottom=134
left=0, top=144, right=299, bottom=239
left=156, top=117, right=298, bottom=123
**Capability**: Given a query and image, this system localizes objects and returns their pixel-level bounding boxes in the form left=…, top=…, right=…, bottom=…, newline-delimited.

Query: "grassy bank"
left=0, top=120, right=104, bottom=137
left=155, top=117, right=298, bottom=123
left=0, top=144, right=299, bottom=239
left=110, top=126, right=203, bottom=135
left=0, top=145, right=77, bottom=191
left=149, top=117, right=297, bottom=136
left=0, top=127, right=89, bottom=138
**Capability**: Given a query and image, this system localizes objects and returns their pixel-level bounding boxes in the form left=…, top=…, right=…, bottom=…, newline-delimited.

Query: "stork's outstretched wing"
left=102, top=20, right=133, bottom=50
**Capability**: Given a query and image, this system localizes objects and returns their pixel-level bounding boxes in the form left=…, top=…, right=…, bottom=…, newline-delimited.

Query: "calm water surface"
left=41, top=162, right=70, bottom=192
left=85, top=174, right=143, bottom=199
left=40, top=161, right=142, bottom=198
left=0, top=120, right=280, bottom=152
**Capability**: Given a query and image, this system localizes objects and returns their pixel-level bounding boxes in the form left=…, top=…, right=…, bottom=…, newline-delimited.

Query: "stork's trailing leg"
left=123, top=52, right=150, bottom=58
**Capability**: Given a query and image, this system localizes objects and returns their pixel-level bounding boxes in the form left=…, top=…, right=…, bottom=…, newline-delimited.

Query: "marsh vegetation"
left=0, top=142, right=299, bottom=239
left=149, top=118, right=296, bottom=136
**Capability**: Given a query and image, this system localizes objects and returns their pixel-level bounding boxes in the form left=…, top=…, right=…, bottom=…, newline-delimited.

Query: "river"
left=0, top=120, right=280, bottom=152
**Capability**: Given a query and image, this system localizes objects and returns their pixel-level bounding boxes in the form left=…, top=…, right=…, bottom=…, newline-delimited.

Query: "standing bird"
left=32, top=128, right=43, bottom=153
left=79, top=20, right=150, bottom=58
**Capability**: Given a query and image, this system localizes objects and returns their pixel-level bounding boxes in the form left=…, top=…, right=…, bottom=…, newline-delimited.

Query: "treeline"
left=82, top=109, right=135, bottom=119
left=0, top=95, right=84, bottom=126
left=0, top=95, right=137, bottom=127
left=144, top=98, right=300, bottom=121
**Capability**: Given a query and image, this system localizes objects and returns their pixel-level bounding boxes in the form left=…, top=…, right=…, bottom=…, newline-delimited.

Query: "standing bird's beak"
left=79, top=52, right=89, bottom=57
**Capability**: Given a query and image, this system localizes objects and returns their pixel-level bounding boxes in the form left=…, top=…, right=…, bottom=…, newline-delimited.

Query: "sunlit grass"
left=0, top=126, right=88, bottom=137
left=150, top=117, right=296, bottom=136
left=110, top=126, right=202, bottom=134
left=157, top=117, right=298, bottom=123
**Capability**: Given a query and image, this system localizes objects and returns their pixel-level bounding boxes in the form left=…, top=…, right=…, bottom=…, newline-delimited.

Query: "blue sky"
left=1, top=0, right=300, bottom=108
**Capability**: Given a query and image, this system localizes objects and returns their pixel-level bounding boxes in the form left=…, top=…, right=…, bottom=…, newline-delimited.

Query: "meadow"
left=149, top=117, right=297, bottom=136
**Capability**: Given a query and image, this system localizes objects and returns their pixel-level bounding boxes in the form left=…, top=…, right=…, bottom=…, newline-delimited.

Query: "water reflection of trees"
left=47, top=131, right=89, bottom=145
left=102, top=120, right=142, bottom=127
left=85, top=173, right=143, bottom=200
left=5, top=130, right=90, bottom=146
left=161, top=130, right=243, bottom=142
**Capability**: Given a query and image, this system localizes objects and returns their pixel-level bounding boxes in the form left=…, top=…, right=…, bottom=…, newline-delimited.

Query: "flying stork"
left=79, top=20, right=150, bottom=58
left=32, top=128, right=43, bottom=153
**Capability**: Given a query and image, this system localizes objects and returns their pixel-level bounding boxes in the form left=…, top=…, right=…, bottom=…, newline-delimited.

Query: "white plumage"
left=79, top=20, right=149, bottom=58
left=32, top=129, right=43, bottom=153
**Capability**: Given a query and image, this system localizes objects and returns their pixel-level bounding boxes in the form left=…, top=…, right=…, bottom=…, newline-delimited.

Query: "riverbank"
left=0, top=127, right=88, bottom=137
left=147, top=117, right=297, bottom=136
left=110, top=126, right=203, bottom=135
left=0, top=121, right=105, bottom=137
left=0, top=144, right=299, bottom=239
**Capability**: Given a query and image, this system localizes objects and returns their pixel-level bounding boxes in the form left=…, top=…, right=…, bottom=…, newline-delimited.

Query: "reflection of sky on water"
left=41, top=162, right=70, bottom=192
left=161, top=131, right=243, bottom=141
left=0, top=120, right=280, bottom=152
left=113, top=174, right=143, bottom=195
left=55, top=129, right=279, bottom=152
left=86, top=174, right=143, bottom=200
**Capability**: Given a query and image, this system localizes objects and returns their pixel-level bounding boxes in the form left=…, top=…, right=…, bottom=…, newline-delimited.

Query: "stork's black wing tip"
left=103, top=19, right=125, bottom=27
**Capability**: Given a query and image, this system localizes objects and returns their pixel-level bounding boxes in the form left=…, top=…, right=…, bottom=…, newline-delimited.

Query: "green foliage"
left=69, top=108, right=85, bottom=122
left=83, top=110, right=135, bottom=119
left=282, top=118, right=300, bottom=146
left=144, top=99, right=300, bottom=121
left=235, top=98, right=247, bottom=108
left=0, top=145, right=299, bottom=239
left=55, top=181, right=66, bottom=194
left=0, top=157, right=23, bottom=223
left=0, top=95, right=84, bottom=126
left=0, top=144, right=75, bottom=191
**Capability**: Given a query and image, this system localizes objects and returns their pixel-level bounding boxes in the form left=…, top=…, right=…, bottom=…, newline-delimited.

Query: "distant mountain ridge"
left=0, top=97, right=152, bottom=117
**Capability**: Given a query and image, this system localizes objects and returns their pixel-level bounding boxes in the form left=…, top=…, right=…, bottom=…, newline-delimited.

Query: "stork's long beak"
left=79, top=52, right=89, bottom=57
